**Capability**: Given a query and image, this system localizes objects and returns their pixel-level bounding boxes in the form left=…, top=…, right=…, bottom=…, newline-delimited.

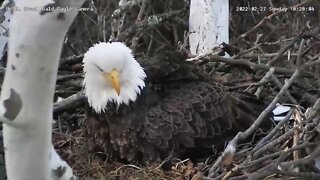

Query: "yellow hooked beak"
left=103, top=69, right=121, bottom=95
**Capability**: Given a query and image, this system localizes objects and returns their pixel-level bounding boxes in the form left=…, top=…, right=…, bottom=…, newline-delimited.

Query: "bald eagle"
left=83, top=42, right=272, bottom=163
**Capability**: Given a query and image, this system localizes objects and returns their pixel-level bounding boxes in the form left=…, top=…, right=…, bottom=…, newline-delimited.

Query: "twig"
left=296, top=39, right=306, bottom=67
left=253, top=128, right=296, bottom=159
left=57, top=73, right=83, bottom=81
left=302, top=42, right=320, bottom=56
left=270, top=74, right=298, bottom=104
left=247, top=143, right=320, bottom=179
left=208, top=68, right=302, bottom=177
left=230, top=0, right=312, bottom=45
left=242, top=52, right=298, bottom=59
left=292, top=118, right=301, bottom=172
left=253, top=109, right=294, bottom=152
left=219, top=142, right=318, bottom=179
left=116, top=8, right=187, bottom=41
left=277, top=170, right=320, bottom=179
left=136, top=0, right=147, bottom=22
left=280, top=145, right=320, bottom=170
left=59, top=54, right=84, bottom=68
left=108, top=164, right=142, bottom=175
left=205, top=55, right=314, bottom=77
left=229, top=81, right=269, bottom=91
left=53, top=91, right=86, bottom=114
left=305, top=97, right=320, bottom=123
left=303, top=56, right=320, bottom=69
left=254, top=67, right=275, bottom=98
left=130, top=0, right=147, bottom=50
left=267, top=36, right=300, bottom=66
left=242, top=142, right=317, bottom=170
left=232, top=44, right=262, bottom=59
left=111, top=0, right=140, bottom=19
left=110, top=0, right=128, bottom=41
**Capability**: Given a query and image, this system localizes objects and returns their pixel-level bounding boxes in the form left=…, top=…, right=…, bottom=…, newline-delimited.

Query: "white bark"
left=0, top=0, right=84, bottom=179
left=49, top=145, right=75, bottom=180
left=189, top=0, right=229, bottom=55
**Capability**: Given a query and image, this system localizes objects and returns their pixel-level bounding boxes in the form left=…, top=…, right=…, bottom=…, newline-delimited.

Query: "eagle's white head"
left=83, top=42, right=146, bottom=113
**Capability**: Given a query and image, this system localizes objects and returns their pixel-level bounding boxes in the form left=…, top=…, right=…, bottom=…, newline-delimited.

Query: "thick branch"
left=53, top=91, right=86, bottom=114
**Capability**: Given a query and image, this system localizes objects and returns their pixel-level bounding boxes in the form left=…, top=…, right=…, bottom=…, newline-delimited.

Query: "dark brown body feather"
left=85, top=52, right=272, bottom=163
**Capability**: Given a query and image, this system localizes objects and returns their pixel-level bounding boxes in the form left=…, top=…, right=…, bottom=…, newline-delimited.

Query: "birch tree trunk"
left=0, top=1, right=84, bottom=179
left=189, top=0, right=229, bottom=55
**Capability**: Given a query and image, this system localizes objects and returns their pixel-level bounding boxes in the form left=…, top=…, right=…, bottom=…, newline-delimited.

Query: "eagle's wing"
left=136, top=52, right=271, bottom=162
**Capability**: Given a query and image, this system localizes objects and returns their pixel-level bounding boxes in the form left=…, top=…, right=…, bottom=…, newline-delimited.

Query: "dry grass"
left=53, top=128, right=200, bottom=180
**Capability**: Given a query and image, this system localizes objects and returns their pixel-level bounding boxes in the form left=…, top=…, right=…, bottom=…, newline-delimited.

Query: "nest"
left=49, top=0, right=320, bottom=179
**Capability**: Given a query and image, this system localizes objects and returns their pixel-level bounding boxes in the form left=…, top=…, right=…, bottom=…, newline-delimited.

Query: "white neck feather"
left=83, top=42, right=146, bottom=113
